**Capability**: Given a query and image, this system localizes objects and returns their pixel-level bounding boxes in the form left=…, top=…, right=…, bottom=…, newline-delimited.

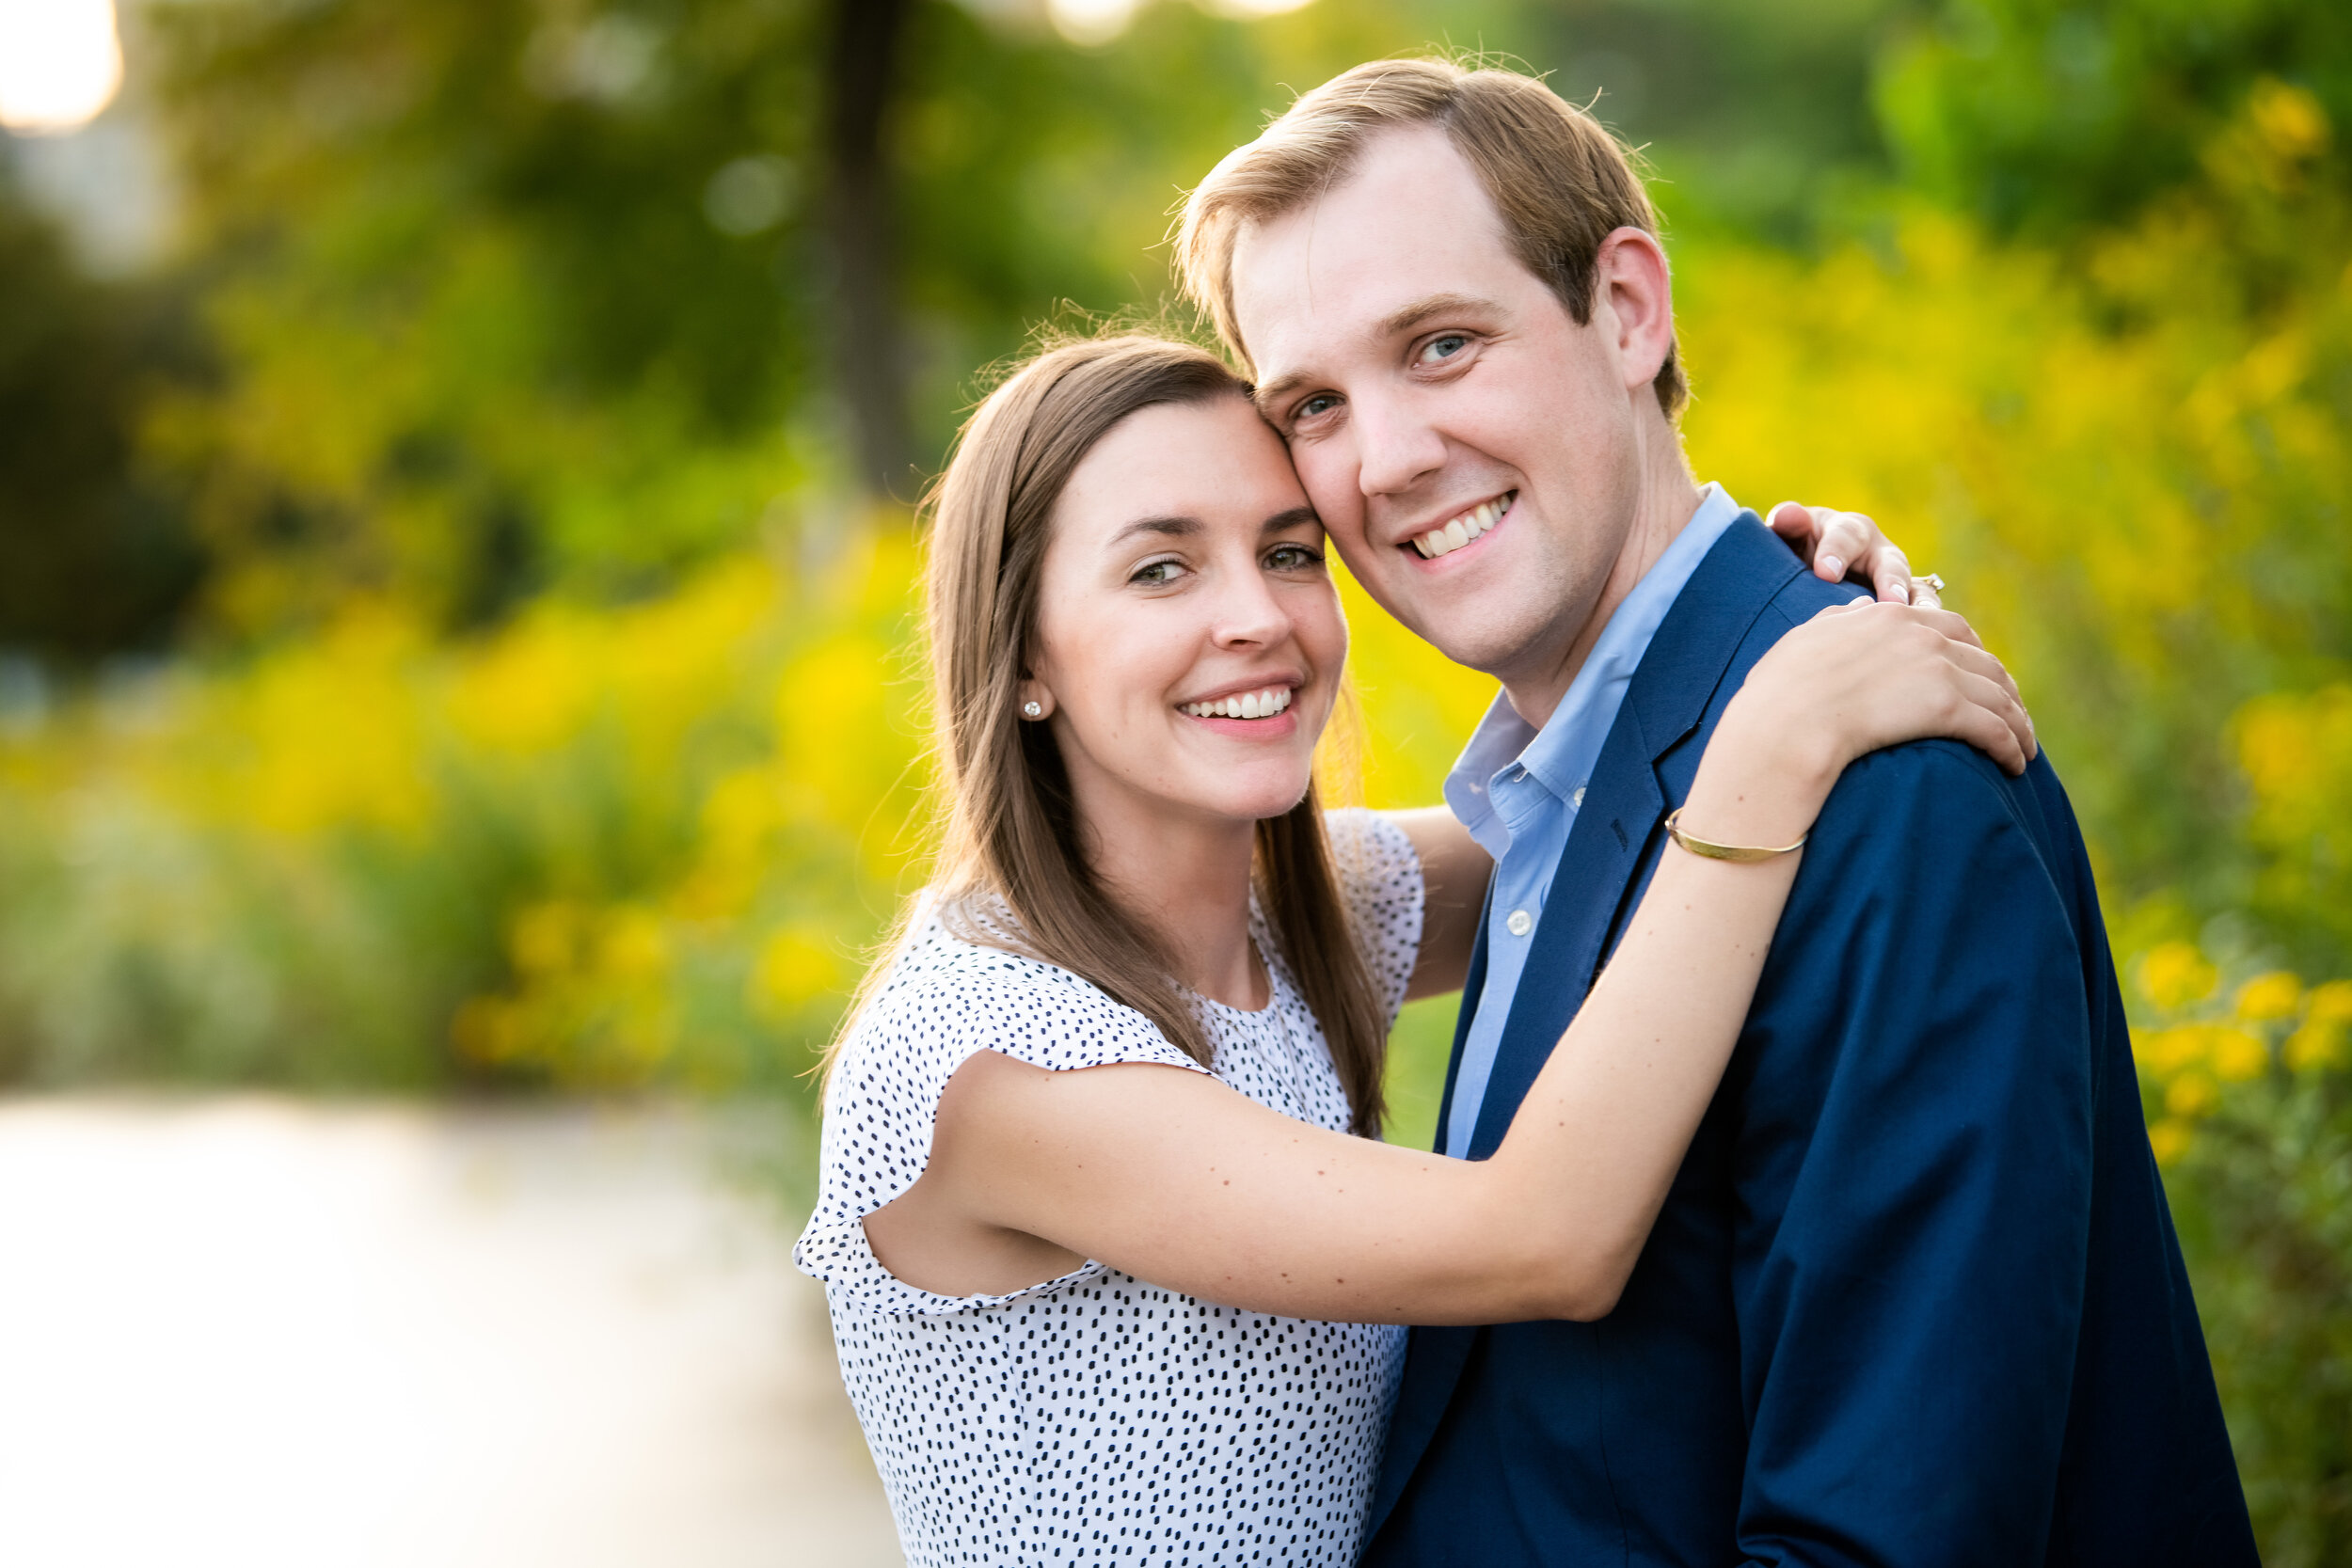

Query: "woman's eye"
left=1417, top=333, right=1471, bottom=365
left=1265, top=544, right=1323, bottom=571
left=1131, top=560, right=1185, bottom=587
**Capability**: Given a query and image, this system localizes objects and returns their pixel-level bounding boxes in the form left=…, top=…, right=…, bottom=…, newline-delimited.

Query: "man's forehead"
left=1229, top=126, right=1519, bottom=367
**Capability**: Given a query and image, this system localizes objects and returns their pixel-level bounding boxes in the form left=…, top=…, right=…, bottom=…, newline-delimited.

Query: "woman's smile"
left=1179, top=680, right=1301, bottom=735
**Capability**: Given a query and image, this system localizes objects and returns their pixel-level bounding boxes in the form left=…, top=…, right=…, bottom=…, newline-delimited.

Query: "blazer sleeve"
left=1728, top=742, right=2096, bottom=1566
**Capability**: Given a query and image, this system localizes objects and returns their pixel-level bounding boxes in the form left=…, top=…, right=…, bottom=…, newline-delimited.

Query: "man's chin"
left=1389, top=599, right=1529, bottom=678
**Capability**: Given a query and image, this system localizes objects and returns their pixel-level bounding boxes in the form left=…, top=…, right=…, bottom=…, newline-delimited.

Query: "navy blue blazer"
left=1361, top=515, right=2254, bottom=1567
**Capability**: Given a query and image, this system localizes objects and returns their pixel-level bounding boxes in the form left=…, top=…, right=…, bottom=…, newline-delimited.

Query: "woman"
left=795, top=335, right=2034, bottom=1566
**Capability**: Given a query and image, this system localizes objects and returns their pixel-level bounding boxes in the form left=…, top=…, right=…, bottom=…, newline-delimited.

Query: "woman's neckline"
left=1188, top=934, right=1281, bottom=1018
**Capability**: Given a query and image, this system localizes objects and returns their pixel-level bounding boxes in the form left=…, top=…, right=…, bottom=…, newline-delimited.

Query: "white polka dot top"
left=796, top=809, right=1424, bottom=1567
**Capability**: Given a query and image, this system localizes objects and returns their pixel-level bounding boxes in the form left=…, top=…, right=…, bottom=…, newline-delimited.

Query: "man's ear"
left=1593, top=227, right=1676, bottom=396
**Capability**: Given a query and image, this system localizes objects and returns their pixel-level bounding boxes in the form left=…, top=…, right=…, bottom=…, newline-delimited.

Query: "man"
left=1177, top=58, right=2256, bottom=1566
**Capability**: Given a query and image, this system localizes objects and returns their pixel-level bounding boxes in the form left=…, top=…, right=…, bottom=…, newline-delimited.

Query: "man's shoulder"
left=1740, top=570, right=2065, bottom=853
left=1794, top=742, right=2088, bottom=967
left=1759, top=562, right=1869, bottom=631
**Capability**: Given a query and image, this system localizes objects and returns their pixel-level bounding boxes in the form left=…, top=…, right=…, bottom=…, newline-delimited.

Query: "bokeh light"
left=1050, top=0, right=1316, bottom=48
left=0, top=0, right=123, bottom=135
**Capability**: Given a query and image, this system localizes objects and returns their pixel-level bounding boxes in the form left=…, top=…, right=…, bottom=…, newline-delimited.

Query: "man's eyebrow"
left=1251, top=372, right=1312, bottom=417
left=1375, top=291, right=1502, bottom=339
left=1106, top=515, right=1200, bottom=548
left=1251, top=293, right=1505, bottom=417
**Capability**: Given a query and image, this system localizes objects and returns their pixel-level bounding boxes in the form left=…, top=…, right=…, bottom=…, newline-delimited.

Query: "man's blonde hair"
left=1176, top=56, right=1687, bottom=420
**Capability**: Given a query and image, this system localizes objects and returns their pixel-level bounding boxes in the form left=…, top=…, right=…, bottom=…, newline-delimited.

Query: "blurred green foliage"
left=0, top=175, right=200, bottom=656
left=0, top=0, right=2347, bottom=1554
left=1879, top=0, right=2352, bottom=234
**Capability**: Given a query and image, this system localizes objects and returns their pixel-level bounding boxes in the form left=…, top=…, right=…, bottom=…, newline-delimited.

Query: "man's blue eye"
left=1296, top=394, right=1339, bottom=420
left=1421, top=334, right=1470, bottom=363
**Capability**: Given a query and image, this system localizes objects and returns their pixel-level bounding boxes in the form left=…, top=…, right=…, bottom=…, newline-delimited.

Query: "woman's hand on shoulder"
left=1749, top=598, right=2037, bottom=778
left=1685, top=602, right=2034, bottom=854
left=1768, top=501, right=1939, bottom=607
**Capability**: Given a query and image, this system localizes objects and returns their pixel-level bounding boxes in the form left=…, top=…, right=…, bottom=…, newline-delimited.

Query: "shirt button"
left=1571, top=784, right=1587, bottom=809
left=1505, top=909, right=1534, bottom=938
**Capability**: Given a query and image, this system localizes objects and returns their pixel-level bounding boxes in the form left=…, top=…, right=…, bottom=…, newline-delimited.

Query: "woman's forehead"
left=1057, top=397, right=1311, bottom=539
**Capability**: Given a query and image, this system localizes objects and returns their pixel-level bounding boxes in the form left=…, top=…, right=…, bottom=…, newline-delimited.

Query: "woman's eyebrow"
left=1261, top=506, right=1320, bottom=536
left=1106, top=515, right=1200, bottom=549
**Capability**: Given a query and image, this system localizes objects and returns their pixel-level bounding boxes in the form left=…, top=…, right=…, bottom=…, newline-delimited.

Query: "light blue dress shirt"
left=1438, top=483, right=1745, bottom=1158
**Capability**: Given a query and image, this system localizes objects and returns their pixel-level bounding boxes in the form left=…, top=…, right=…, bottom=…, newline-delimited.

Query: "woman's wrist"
left=1678, top=711, right=1840, bottom=851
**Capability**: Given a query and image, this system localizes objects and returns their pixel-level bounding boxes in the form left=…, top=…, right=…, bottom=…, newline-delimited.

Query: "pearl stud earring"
left=1023, top=701, right=1042, bottom=720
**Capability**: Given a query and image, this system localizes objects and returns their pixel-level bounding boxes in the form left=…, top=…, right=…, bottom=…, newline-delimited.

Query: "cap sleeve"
left=1322, top=807, right=1426, bottom=1028
left=794, top=923, right=1208, bottom=1318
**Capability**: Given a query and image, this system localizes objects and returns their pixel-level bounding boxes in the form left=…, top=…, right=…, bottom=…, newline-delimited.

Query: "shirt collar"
left=1443, top=483, right=1743, bottom=849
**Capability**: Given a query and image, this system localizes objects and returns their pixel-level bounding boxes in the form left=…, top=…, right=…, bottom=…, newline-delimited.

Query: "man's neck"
left=1502, top=436, right=1702, bottom=732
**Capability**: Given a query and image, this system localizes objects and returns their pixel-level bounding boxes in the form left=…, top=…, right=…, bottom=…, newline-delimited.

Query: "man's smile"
left=1404, top=492, right=1516, bottom=559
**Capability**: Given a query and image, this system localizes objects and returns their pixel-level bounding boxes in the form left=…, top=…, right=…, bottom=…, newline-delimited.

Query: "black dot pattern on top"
left=796, top=810, right=1425, bottom=1566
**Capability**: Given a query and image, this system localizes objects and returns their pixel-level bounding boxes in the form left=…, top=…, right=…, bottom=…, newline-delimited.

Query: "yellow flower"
left=2249, top=78, right=2330, bottom=162
left=509, top=900, right=587, bottom=976
left=2233, top=970, right=2302, bottom=1022
left=2208, top=1027, right=2270, bottom=1083
left=450, top=613, right=598, bottom=754
left=596, top=905, right=672, bottom=985
left=2146, top=1118, right=2193, bottom=1167
left=2138, top=942, right=2218, bottom=1010
left=2284, top=1020, right=2346, bottom=1073
left=2307, top=979, right=2352, bottom=1025
left=2133, top=1023, right=2210, bottom=1075
left=2164, top=1071, right=2219, bottom=1119
left=751, top=926, right=846, bottom=1018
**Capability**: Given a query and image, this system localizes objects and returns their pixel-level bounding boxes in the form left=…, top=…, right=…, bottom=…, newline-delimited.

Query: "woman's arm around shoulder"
left=868, top=604, right=2035, bottom=1328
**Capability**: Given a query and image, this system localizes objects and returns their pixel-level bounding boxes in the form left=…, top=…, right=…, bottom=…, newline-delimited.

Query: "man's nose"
left=1349, top=388, right=1447, bottom=499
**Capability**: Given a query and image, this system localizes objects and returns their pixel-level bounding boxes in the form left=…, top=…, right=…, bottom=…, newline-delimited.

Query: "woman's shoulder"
left=1323, top=806, right=1420, bottom=884
left=838, top=900, right=1202, bottom=1083
left=1320, top=807, right=1426, bottom=1022
left=1320, top=806, right=1423, bottom=929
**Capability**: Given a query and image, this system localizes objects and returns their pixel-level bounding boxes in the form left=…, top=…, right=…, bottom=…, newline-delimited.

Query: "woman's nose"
left=1209, top=567, right=1292, bottom=649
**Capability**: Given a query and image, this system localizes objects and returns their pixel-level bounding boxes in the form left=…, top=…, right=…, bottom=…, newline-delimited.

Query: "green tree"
left=1880, top=0, right=2352, bottom=234
left=0, top=166, right=199, bottom=658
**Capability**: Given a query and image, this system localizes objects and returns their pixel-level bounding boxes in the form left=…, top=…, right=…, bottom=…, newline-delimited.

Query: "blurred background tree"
left=0, top=172, right=199, bottom=657
left=1, top=0, right=2346, bottom=1555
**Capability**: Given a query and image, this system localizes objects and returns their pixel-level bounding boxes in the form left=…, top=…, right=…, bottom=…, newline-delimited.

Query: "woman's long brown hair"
left=824, top=333, right=1391, bottom=1136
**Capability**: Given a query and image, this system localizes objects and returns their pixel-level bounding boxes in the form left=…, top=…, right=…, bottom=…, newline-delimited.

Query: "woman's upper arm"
left=1386, top=806, right=1490, bottom=999
left=904, top=1049, right=1581, bottom=1325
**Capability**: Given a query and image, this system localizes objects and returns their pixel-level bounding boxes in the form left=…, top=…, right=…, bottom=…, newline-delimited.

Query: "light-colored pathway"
left=0, top=1097, right=900, bottom=1568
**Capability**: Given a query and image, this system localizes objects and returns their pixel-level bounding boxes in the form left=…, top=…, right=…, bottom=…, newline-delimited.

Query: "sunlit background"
left=0, top=0, right=2346, bottom=1562
left=0, top=0, right=123, bottom=135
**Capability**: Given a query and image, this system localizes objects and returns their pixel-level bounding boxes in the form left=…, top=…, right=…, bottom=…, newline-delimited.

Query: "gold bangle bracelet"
left=1661, top=807, right=1808, bottom=863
